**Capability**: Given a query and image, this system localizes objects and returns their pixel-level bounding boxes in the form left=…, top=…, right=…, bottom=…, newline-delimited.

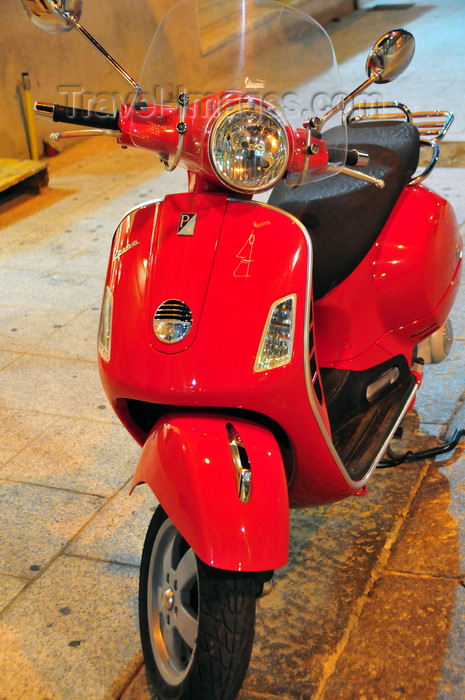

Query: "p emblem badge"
left=178, top=213, right=197, bottom=236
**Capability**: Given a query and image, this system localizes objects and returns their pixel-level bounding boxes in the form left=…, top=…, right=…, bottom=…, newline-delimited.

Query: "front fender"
left=131, top=413, right=289, bottom=571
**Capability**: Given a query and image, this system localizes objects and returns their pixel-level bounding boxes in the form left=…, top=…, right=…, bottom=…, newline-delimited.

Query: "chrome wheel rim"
left=147, top=518, right=199, bottom=685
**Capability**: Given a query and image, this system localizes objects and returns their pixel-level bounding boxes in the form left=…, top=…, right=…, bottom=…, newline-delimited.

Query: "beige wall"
left=149, top=0, right=354, bottom=23
left=2, top=0, right=353, bottom=160
left=297, top=0, right=354, bottom=26
left=2, top=0, right=158, bottom=159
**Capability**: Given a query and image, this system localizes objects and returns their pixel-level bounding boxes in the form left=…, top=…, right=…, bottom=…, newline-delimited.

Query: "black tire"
left=139, top=505, right=256, bottom=700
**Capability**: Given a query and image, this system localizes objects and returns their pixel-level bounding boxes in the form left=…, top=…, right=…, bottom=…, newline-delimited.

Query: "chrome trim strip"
left=363, top=381, right=418, bottom=479
left=114, top=198, right=164, bottom=230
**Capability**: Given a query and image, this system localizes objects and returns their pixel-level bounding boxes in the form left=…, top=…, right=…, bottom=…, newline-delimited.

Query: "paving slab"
left=29, top=306, right=101, bottom=362
left=0, top=556, right=141, bottom=700
left=0, top=574, right=27, bottom=612
left=0, top=417, right=139, bottom=497
left=440, top=401, right=465, bottom=577
left=320, top=573, right=460, bottom=700
left=0, top=481, right=104, bottom=579
left=0, top=407, right=60, bottom=465
left=413, top=341, right=465, bottom=425
left=436, top=585, right=465, bottom=699
left=0, top=223, right=100, bottom=273
left=0, top=354, right=111, bottom=421
left=0, top=350, right=22, bottom=371
left=67, top=483, right=157, bottom=567
left=388, top=460, right=464, bottom=577
left=0, top=268, right=102, bottom=313
left=0, top=306, right=76, bottom=353
left=317, top=440, right=465, bottom=700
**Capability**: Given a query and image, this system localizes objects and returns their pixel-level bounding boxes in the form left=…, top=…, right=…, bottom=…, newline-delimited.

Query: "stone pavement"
left=1, top=1, right=464, bottom=698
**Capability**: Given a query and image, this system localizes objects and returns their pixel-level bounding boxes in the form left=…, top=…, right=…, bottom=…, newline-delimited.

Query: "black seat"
left=268, top=121, right=420, bottom=299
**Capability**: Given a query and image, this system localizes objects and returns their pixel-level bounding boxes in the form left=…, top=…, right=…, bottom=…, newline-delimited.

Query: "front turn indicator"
left=254, top=294, right=296, bottom=372
left=98, top=285, right=113, bottom=362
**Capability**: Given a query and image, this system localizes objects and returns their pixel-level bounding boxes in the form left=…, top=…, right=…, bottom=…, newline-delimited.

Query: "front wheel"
left=139, top=505, right=257, bottom=700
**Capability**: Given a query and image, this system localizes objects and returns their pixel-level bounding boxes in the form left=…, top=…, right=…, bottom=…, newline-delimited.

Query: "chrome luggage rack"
left=347, top=101, right=454, bottom=184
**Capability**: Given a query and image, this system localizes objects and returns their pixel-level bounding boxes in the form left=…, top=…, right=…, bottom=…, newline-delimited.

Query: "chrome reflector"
left=226, top=423, right=252, bottom=503
left=153, top=299, right=193, bottom=344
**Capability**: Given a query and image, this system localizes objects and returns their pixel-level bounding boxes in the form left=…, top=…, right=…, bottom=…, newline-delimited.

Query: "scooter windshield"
left=130, top=0, right=347, bottom=189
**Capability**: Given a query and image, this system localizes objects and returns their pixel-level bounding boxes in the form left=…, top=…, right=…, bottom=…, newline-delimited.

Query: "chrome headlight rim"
left=208, top=102, right=290, bottom=194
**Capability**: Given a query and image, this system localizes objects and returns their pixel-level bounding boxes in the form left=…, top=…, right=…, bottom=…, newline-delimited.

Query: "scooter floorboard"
left=332, top=373, right=417, bottom=479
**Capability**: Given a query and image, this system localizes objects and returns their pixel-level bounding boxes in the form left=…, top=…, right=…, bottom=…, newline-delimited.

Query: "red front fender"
left=131, top=413, right=289, bottom=572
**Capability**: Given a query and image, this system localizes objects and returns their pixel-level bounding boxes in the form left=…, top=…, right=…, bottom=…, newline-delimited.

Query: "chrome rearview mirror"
left=366, top=29, right=415, bottom=83
left=317, top=28, right=415, bottom=132
left=21, top=0, right=82, bottom=34
left=20, top=0, right=141, bottom=96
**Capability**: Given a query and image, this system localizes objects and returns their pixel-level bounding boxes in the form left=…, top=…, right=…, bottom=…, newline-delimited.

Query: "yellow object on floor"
left=0, top=158, right=48, bottom=195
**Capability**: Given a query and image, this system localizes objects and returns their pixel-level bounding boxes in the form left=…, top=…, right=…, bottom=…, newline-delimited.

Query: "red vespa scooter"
left=23, top=0, right=462, bottom=697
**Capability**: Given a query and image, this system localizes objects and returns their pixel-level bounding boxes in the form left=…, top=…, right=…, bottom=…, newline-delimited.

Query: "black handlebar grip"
left=52, top=104, right=119, bottom=130
left=345, top=149, right=360, bottom=167
left=326, top=147, right=360, bottom=166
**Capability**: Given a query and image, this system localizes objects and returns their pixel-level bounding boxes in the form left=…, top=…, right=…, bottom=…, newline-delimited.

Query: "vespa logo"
left=245, top=77, right=265, bottom=89
left=178, top=213, right=197, bottom=236
left=113, top=240, right=140, bottom=261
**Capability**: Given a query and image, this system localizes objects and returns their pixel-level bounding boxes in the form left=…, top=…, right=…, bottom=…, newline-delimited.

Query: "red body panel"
left=99, top=182, right=461, bottom=524
left=131, top=413, right=289, bottom=571
left=315, top=184, right=462, bottom=369
left=100, top=194, right=366, bottom=507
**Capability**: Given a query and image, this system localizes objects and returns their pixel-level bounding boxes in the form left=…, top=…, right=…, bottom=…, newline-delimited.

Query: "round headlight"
left=209, top=104, right=289, bottom=193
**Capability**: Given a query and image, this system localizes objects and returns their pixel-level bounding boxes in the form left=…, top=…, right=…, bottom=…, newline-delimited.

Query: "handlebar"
left=326, top=147, right=369, bottom=167
left=35, top=102, right=120, bottom=131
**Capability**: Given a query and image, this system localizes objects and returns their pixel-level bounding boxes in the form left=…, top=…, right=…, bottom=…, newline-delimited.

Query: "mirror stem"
left=315, top=74, right=377, bottom=132
left=71, top=20, right=142, bottom=98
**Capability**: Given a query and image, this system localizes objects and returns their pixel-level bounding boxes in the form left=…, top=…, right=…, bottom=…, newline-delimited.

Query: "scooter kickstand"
left=378, top=428, right=465, bottom=468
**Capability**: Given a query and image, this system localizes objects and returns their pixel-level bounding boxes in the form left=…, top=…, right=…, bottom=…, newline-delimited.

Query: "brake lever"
left=339, top=166, right=385, bottom=189
left=50, top=129, right=122, bottom=141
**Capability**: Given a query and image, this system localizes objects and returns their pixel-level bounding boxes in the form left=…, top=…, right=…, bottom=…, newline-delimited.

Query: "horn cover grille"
left=153, top=299, right=193, bottom=344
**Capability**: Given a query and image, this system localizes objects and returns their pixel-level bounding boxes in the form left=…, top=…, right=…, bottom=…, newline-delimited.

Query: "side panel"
left=132, top=414, right=290, bottom=572
left=314, top=185, right=462, bottom=370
